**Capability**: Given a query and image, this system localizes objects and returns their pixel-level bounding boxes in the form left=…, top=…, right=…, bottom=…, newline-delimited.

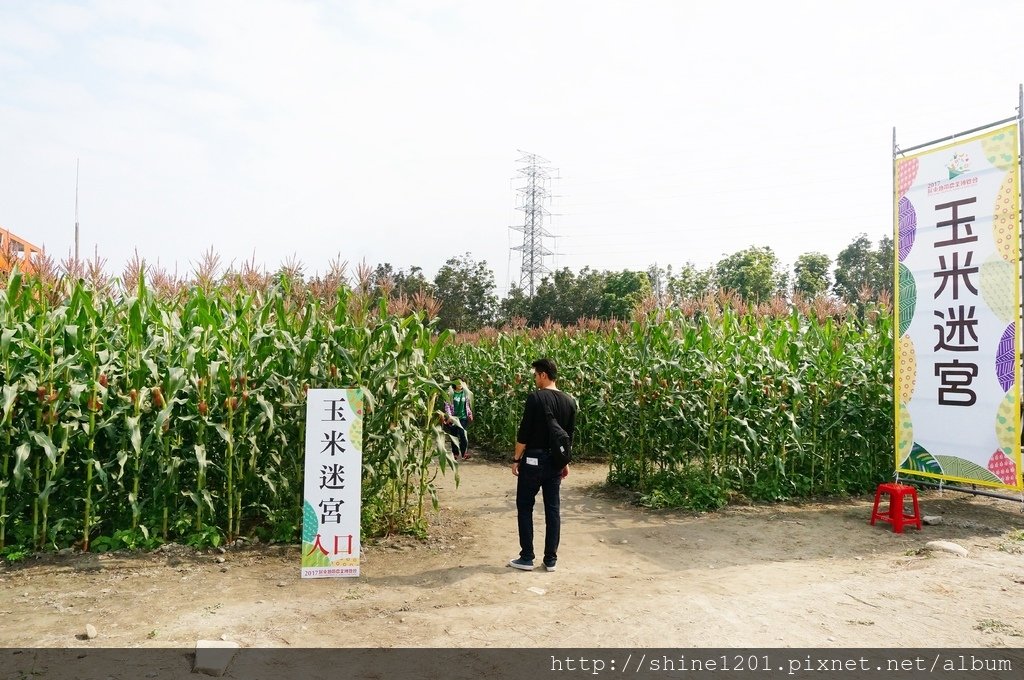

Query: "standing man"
left=509, top=358, right=576, bottom=572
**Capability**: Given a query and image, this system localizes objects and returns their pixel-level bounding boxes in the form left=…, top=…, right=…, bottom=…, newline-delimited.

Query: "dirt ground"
left=2, top=456, right=1023, bottom=649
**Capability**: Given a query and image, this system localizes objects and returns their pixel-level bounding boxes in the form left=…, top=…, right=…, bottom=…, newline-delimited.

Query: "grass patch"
left=974, top=619, right=1023, bottom=637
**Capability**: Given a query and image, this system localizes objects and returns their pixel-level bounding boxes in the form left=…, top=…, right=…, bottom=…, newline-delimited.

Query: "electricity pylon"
left=510, top=151, right=556, bottom=295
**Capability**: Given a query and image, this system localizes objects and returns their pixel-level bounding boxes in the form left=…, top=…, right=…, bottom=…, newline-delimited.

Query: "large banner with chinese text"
left=301, top=388, right=364, bottom=577
left=894, top=124, right=1022, bottom=490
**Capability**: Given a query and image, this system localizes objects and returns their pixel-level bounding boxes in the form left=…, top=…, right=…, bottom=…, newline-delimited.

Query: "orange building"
left=0, top=226, right=43, bottom=274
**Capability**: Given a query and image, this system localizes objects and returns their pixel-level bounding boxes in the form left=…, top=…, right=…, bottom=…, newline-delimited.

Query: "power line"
left=554, top=211, right=885, bottom=237
left=556, top=172, right=889, bottom=209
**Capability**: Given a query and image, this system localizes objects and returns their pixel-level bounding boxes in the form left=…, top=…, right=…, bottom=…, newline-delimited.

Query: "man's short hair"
left=532, top=357, right=557, bottom=381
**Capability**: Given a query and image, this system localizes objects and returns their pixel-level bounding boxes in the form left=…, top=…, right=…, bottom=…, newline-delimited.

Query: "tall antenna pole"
left=74, top=158, right=80, bottom=263
left=510, top=151, right=557, bottom=295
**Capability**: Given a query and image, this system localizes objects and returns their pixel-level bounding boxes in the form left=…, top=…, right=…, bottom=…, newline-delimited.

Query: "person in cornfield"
left=444, top=378, right=473, bottom=460
left=509, top=357, right=576, bottom=573
left=438, top=410, right=467, bottom=461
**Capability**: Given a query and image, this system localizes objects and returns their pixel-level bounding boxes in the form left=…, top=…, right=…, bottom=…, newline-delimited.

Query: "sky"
left=2, top=0, right=1024, bottom=296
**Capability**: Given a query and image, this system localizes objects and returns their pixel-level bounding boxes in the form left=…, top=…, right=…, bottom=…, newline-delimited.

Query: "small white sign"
left=301, top=388, right=364, bottom=578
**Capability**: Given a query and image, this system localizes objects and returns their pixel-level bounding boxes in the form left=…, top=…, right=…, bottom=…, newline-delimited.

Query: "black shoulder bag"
left=540, top=390, right=572, bottom=468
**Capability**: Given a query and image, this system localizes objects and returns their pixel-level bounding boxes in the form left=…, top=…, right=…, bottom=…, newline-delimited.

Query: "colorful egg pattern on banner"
left=995, top=324, right=1015, bottom=392
left=301, top=500, right=331, bottom=567
left=896, top=157, right=918, bottom=198
left=902, top=442, right=941, bottom=476
left=979, top=255, right=1017, bottom=324
left=897, top=263, right=915, bottom=337
left=935, top=456, right=1002, bottom=485
left=981, top=130, right=1017, bottom=171
left=898, top=197, right=916, bottom=262
left=995, top=390, right=1017, bottom=454
left=992, top=170, right=1019, bottom=262
left=987, top=449, right=1017, bottom=486
left=897, top=335, right=916, bottom=404
left=897, top=401, right=913, bottom=462
left=302, top=500, right=318, bottom=543
left=303, top=546, right=330, bottom=567
left=346, top=389, right=364, bottom=453
left=348, top=417, right=362, bottom=454
left=346, top=389, right=364, bottom=416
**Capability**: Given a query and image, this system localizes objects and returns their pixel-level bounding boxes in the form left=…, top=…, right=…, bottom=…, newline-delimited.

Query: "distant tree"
left=833, top=234, right=892, bottom=303
left=498, top=284, right=531, bottom=324
left=433, top=253, right=498, bottom=331
left=370, top=262, right=397, bottom=293
left=647, top=264, right=669, bottom=307
left=394, top=265, right=433, bottom=298
left=511, top=267, right=651, bottom=324
left=527, top=266, right=609, bottom=325
left=875, top=235, right=893, bottom=297
left=371, top=263, right=434, bottom=298
left=713, top=246, right=787, bottom=303
left=792, top=252, right=832, bottom=298
left=667, top=262, right=715, bottom=302
left=833, top=235, right=872, bottom=303
left=573, top=267, right=607, bottom=319
left=530, top=268, right=572, bottom=325
left=599, top=270, right=652, bottom=319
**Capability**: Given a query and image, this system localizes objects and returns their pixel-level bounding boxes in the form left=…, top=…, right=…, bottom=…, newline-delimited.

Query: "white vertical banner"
left=895, top=124, right=1022, bottom=490
left=301, top=388, right=364, bottom=577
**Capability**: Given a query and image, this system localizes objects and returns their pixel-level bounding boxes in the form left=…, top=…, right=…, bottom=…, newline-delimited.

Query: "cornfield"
left=0, top=264, right=456, bottom=555
left=2, top=255, right=896, bottom=556
left=442, top=295, right=895, bottom=509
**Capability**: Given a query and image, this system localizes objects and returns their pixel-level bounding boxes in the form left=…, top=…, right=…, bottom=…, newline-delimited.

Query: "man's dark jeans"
left=516, top=450, right=562, bottom=563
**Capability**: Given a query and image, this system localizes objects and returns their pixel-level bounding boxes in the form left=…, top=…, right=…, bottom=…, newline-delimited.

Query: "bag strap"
left=537, top=389, right=558, bottom=424
left=539, top=391, right=568, bottom=454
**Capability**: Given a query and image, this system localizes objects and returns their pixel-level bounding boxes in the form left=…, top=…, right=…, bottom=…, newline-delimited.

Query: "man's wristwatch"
left=512, top=458, right=521, bottom=464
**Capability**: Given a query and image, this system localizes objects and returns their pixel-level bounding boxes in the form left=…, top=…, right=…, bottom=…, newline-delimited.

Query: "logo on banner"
left=947, top=152, right=970, bottom=179
left=895, top=123, right=1023, bottom=491
left=928, top=152, right=978, bottom=196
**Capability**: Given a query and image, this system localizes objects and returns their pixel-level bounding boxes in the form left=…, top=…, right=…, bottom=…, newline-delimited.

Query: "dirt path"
left=2, top=457, right=1023, bottom=648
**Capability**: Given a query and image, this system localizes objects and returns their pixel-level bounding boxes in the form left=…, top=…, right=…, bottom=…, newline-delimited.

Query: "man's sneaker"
left=508, top=557, right=534, bottom=571
left=543, top=559, right=557, bottom=572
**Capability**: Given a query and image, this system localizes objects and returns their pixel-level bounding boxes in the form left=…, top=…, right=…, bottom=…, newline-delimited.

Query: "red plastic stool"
left=869, top=483, right=922, bottom=533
